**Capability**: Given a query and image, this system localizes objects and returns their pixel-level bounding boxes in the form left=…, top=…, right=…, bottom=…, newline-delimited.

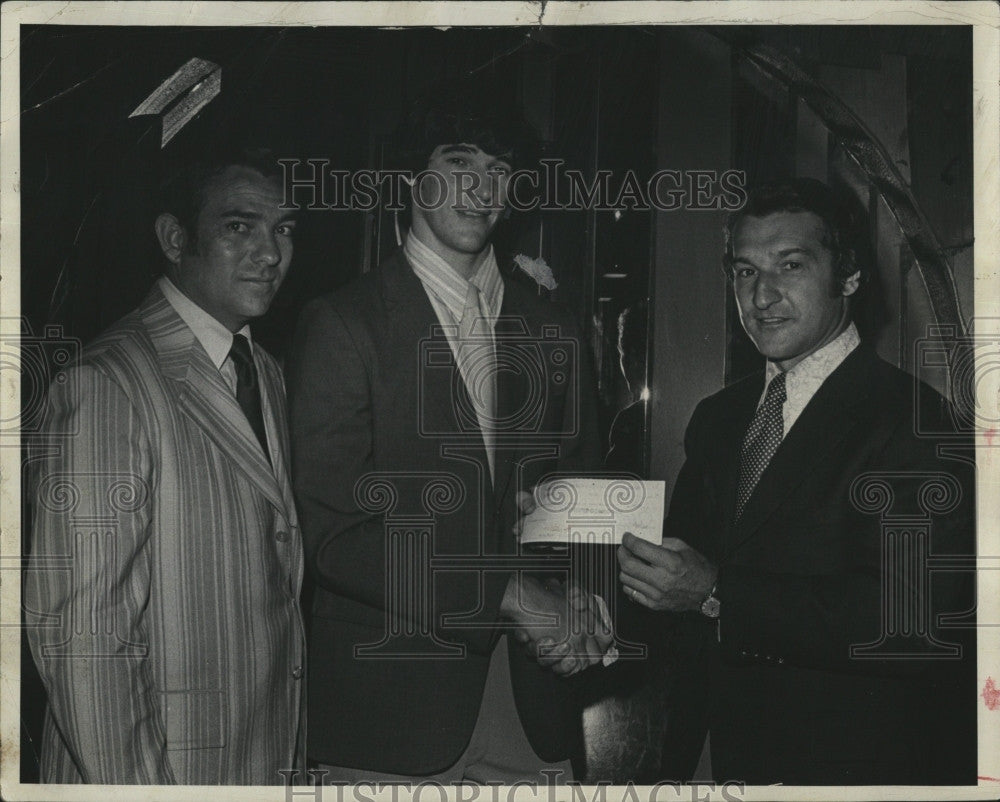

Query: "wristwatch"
left=700, top=583, right=721, bottom=619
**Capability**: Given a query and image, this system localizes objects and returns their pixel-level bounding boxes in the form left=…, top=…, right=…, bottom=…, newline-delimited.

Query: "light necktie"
left=735, top=371, right=786, bottom=520
left=457, top=282, right=497, bottom=481
left=228, top=334, right=271, bottom=464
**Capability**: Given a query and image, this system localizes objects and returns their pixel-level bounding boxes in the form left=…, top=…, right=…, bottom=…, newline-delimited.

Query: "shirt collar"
left=157, top=275, right=252, bottom=370
left=765, top=321, right=861, bottom=388
left=404, top=231, right=504, bottom=323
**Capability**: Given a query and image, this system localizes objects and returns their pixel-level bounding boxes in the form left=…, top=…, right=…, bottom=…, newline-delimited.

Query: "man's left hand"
left=617, top=532, right=717, bottom=612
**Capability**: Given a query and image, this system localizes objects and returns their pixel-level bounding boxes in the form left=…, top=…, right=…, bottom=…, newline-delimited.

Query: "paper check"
left=520, top=478, right=665, bottom=546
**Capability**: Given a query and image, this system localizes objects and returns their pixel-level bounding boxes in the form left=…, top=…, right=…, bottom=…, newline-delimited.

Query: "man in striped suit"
left=25, top=147, right=306, bottom=784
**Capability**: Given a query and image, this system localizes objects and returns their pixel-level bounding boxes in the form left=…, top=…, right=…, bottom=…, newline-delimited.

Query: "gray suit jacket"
left=25, top=285, right=306, bottom=784
left=289, top=250, right=602, bottom=773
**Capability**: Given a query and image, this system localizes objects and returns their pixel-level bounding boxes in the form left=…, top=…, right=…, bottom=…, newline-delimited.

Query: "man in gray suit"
left=289, top=98, right=612, bottom=784
left=25, top=147, right=306, bottom=784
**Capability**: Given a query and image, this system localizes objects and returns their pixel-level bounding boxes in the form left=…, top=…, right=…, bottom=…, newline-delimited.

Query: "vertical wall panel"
left=649, top=29, right=731, bottom=490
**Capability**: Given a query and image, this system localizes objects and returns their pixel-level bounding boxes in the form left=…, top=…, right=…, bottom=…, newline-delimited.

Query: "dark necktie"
left=735, top=371, right=787, bottom=520
left=228, top=334, right=271, bottom=464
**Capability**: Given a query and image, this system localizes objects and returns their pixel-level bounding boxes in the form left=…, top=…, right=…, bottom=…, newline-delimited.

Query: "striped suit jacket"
left=25, top=285, right=306, bottom=785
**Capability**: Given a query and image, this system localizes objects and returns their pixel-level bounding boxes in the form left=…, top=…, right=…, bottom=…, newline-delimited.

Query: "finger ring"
left=629, top=588, right=637, bottom=600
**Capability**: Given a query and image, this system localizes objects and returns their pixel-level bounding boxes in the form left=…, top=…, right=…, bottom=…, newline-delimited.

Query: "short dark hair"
left=158, top=144, right=283, bottom=237
left=391, top=93, right=534, bottom=173
left=722, top=178, right=868, bottom=289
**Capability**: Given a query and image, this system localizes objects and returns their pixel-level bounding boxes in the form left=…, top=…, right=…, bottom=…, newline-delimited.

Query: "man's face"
left=410, top=143, right=511, bottom=269
left=731, top=210, right=860, bottom=371
left=162, top=165, right=296, bottom=332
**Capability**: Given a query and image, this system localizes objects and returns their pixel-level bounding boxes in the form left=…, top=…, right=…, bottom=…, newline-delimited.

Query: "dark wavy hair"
left=722, top=178, right=869, bottom=291
left=390, top=91, right=534, bottom=173
left=157, top=144, right=284, bottom=243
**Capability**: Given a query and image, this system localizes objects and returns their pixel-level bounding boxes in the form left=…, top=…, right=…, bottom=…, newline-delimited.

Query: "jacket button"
left=275, top=530, right=289, bottom=542
left=292, top=665, right=304, bottom=680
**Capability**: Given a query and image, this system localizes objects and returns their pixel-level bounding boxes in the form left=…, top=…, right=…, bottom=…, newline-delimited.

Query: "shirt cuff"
left=592, top=594, right=619, bottom=666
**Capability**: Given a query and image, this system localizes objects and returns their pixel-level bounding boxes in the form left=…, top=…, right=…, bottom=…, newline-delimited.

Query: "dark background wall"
left=17, top=23, right=973, bottom=783
left=648, top=25, right=972, bottom=491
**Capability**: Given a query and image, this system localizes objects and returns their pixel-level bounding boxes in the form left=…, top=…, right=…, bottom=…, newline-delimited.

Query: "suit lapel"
left=141, top=288, right=288, bottom=516
left=726, top=347, right=875, bottom=554
left=380, top=253, right=496, bottom=501
left=258, top=355, right=303, bottom=592
left=380, top=252, right=469, bottom=434
left=715, top=378, right=762, bottom=535
left=258, top=355, right=298, bottom=527
left=491, top=282, right=552, bottom=511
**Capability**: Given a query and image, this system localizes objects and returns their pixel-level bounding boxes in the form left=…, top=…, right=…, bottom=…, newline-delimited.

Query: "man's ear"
left=841, top=269, right=861, bottom=297
left=154, top=213, right=186, bottom=265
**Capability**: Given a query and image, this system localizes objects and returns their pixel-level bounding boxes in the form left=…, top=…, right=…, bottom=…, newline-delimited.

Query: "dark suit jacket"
left=288, top=250, right=601, bottom=774
left=665, top=345, right=976, bottom=785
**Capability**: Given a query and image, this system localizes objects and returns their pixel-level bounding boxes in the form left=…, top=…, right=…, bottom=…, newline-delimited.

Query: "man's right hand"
left=500, top=574, right=613, bottom=676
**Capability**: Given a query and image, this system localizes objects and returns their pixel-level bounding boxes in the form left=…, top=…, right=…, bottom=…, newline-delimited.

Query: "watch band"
left=700, top=582, right=720, bottom=619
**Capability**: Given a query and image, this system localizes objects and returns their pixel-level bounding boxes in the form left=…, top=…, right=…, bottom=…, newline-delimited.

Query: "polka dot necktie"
left=735, top=371, right=786, bottom=520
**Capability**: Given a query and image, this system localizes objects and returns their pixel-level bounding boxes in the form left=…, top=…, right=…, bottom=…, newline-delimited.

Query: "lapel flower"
left=513, top=254, right=558, bottom=292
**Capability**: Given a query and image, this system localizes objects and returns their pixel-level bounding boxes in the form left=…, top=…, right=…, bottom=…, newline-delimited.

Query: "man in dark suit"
left=288, top=100, right=612, bottom=783
left=618, top=178, right=976, bottom=784
left=26, top=147, right=306, bottom=784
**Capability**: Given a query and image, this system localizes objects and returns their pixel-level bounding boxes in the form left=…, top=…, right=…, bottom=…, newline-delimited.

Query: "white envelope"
left=520, top=478, right=665, bottom=546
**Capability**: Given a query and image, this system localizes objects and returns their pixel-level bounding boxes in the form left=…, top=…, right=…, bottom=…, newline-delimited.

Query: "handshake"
left=500, top=574, right=615, bottom=677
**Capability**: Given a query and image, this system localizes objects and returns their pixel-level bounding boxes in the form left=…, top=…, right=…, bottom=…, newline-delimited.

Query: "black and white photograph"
left=1, top=2, right=998, bottom=800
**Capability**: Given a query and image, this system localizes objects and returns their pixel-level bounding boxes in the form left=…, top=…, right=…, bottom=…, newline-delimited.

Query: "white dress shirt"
left=404, top=231, right=504, bottom=478
left=158, top=275, right=275, bottom=462
left=759, top=322, right=861, bottom=440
